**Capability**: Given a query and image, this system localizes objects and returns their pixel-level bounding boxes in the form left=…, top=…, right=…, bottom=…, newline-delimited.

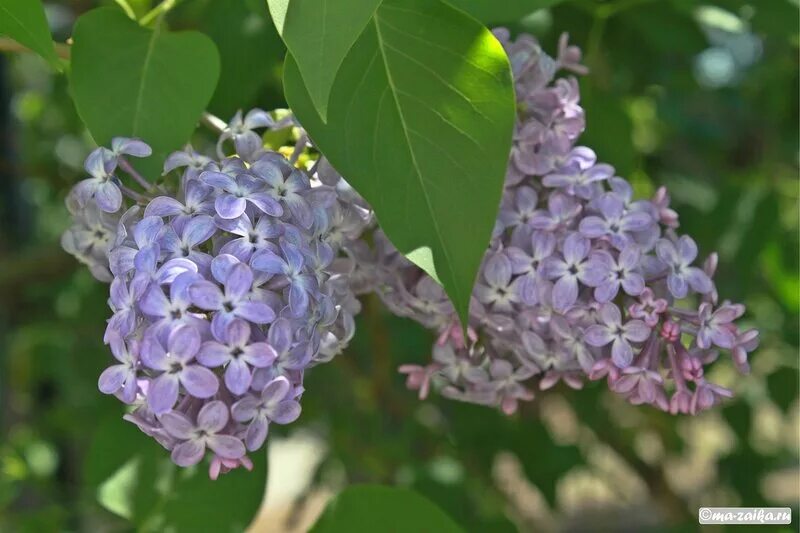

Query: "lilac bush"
left=62, top=118, right=370, bottom=477
left=62, top=29, right=758, bottom=479
left=329, top=30, right=758, bottom=417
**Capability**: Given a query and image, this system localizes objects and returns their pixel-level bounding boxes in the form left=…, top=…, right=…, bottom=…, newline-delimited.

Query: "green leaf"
left=267, top=0, right=382, bottom=122
left=445, top=0, right=564, bottom=24
left=84, top=414, right=267, bottom=532
left=0, top=0, right=63, bottom=71
left=198, top=0, right=286, bottom=118
left=284, top=0, right=515, bottom=327
left=70, top=8, right=220, bottom=178
left=311, top=485, right=463, bottom=532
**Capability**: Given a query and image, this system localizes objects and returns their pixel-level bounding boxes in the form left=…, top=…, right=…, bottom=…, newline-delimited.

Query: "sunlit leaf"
left=284, top=0, right=515, bottom=327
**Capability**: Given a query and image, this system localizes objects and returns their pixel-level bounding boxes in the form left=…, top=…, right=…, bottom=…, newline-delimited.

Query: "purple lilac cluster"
left=61, top=111, right=370, bottom=477
left=322, top=31, right=758, bottom=416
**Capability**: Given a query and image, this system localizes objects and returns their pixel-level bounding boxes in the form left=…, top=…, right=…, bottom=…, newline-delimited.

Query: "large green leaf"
left=284, top=0, right=515, bottom=326
left=267, top=0, right=382, bottom=122
left=311, top=485, right=463, bottom=532
left=199, top=0, right=286, bottom=117
left=445, top=0, right=564, bottom=24
left=70, top=8, right=220, bottom=178
left=84, top=413, right=267, bottom=532
left=0, top=0, right=62, bottom=71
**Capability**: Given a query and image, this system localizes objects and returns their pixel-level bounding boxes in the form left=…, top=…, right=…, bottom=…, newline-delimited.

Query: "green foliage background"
left=0, top=0, right=797, bottom=531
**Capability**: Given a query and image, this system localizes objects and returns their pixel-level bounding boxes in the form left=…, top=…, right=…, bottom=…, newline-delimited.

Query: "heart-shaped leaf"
left=267, top=0, right=382, bottom=122
left=85, top=414, right=267, bottom=532
left=311, top=485, right=463, bottom=532
left=445, top=0, right=565, bottom=24
left=70, top=8, right=220, bottom=178
left=284, top=0, right=515, bottom=327
left=0, top=0, right=63, bottom=70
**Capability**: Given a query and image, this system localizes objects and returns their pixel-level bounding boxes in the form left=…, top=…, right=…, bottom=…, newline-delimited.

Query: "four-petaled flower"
left=695, top=302, right=744, bottom=350
left=541, top=232, right=606, bottom=312
left=590, top=245, right=645, bottom=302
left=475, top=251, right=522, bottom=313
left=231, top=376, right=301, bottom=451
left=251, top=240, right=318, bottom=317
left=655, top=236, right=713, bottom=299
left=189, top=255, right=276, bottom=338
left=198, top=319, right=277, bottom=394
left=74, top=147, right=121, bottom=213
left=201, top=170, right=283, bottom=220
left=584, top=303, right=651, bottom=367
left=579, top=192, right=653, bottom=249
left=141, top=324, right=219, bottom=414
left=161, top=400, right=246, bottom=467
left=628, top=288, right=668, bottom=327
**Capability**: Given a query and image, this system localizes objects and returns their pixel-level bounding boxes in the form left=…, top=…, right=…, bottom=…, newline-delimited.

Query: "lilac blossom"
left=541, top=233, right=605, bottom=312
left=141, top=325, right=219, bottom=414
left=73, top=147, right=122, bottom=213
left=590, top=245, right=645, bottom=302
left=161, top=401, right=245, bottom=467
left=217, top=109, right=274, bottom=161
left=250, top=161, right=314, bottom=228
left=197, top=319, right=277, bottom=394
left=64, top=127, right=365, bottom=476
left=251, top=240, right=317, bottom=317
left=655, top=235, right=713, bottom=298
left=189, top=257, right=276, bottom=337
left=231, top=376, right=301, bottom=451
left=145, top=179, right=215, bottom=220
left=579, top=192, right=653, bottom=249
left=62, top=24, right=759, bottom=475
left=584, top=303, right=650, bottom=367
left=200, top=171, right=283, bottom=220
left=97, top=336, right=140, bottom=404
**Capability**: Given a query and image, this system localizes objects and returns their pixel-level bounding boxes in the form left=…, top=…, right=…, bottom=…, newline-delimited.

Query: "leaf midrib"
left=131, top=20, right=162, bottom=137
left=371, top=9, right=463, bottom=313
left=0, top=4, right=56, bottom=62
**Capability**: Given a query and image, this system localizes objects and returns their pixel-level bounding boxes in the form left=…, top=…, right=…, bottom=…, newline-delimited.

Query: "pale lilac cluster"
left=61, top=110, right=370, bottom=477
left=325, top=31, right=758, bottom=416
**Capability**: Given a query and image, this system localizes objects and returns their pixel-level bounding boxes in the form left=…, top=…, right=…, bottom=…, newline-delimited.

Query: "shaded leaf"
left=311, top=484, right=463, bottom=532
left=268, top=0, right=382, bottom=122
left=446, top=0, right=565, bottom=24
left=84, top=414, right=267, bottom=532
left=198, top=0, right=285, bottom=118
left=0, top=0, right=62, bottom=70
left=70, top=8, right=220, bottom=178
left=766, top=366, right=799, bottom=413
left=284, top=0, right=515, bottom=327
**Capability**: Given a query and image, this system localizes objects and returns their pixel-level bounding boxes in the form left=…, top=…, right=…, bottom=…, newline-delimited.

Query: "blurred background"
left=0, top=0, right=797, bottom=531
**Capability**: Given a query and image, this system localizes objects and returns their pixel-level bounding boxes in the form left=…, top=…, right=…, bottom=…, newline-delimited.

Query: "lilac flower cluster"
left=325, top=31, right=758, bottom=416
left=62, top=112, right=370, bottom=477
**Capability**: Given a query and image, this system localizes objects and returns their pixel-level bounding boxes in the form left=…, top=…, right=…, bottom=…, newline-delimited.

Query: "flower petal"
left=148, top=374, right=180, bottom=414
left=180, top=365, right=219, bottom=398
left=171, top=439, right=205, bottom=467
left=197, top=400, right=229, bottom=433
left=206, top=434, right=245, bottom=459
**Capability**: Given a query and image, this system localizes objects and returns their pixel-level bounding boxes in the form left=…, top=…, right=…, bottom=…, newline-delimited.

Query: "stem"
left=140, top=0, right=184, bottom=26
left=200, top=112, right=227, bottom=135
left=0, top=37, right=70, bottom=60
left=289, top=133, right=308, bottom=164
left=118, top=157, right=155, bottom=192
left=118, top=183, right=150, bottom=204
left=113, top=0, right=137, bottom=19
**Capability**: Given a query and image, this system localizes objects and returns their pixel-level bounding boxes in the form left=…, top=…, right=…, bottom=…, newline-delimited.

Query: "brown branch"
left=0, top=37, right=71, bottom=60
